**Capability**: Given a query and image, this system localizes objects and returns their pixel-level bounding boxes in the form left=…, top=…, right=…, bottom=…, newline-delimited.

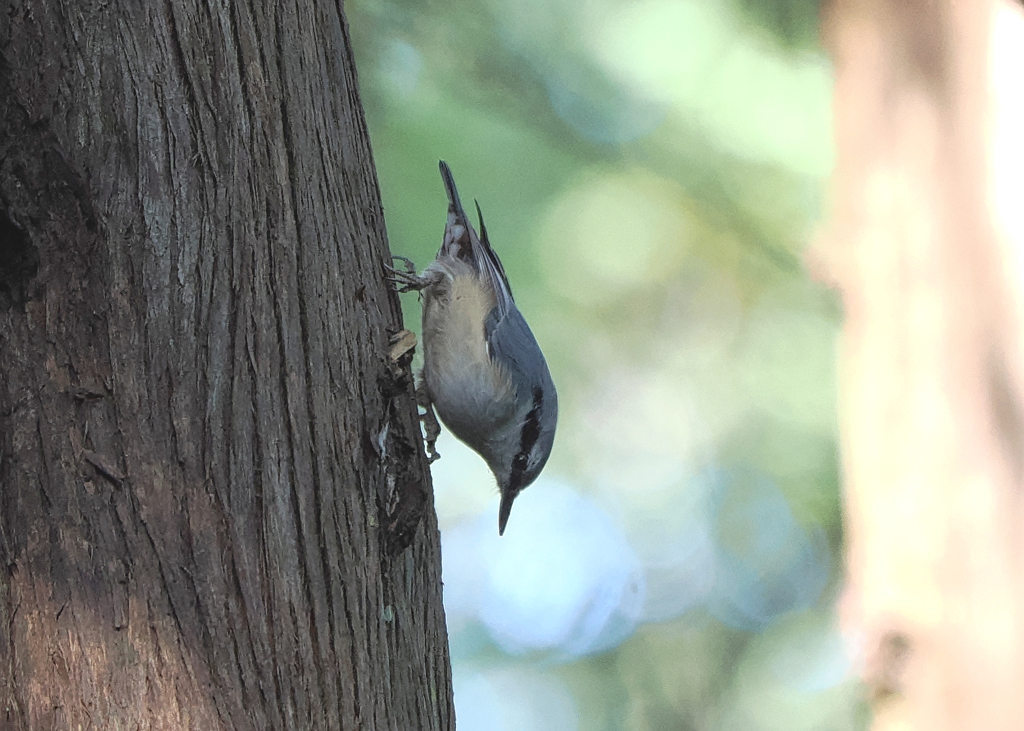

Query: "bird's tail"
left=437, top=160, right=514, bottom=310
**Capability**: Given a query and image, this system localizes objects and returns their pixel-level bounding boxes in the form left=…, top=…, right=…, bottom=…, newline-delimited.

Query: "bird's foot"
left=387, top=256, right=429, bottom=293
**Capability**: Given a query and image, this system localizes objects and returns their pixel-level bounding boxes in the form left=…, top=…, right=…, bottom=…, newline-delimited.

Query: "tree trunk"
left=0, top=2, right=453, bottom=730
left=820, top=0, right=1024, bottom=728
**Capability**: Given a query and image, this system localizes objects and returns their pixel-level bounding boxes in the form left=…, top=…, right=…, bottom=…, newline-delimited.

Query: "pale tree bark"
left=817, top=0, right=1024, bottom=729
left=0, top=1, right=453, bottom=730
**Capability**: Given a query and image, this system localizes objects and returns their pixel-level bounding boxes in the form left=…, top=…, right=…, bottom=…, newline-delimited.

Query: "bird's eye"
left=508, top=387, right=544, bottom=488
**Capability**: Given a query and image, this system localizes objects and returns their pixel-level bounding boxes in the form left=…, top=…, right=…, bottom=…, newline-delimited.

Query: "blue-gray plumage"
left=394, top=161, right=557, bottom=534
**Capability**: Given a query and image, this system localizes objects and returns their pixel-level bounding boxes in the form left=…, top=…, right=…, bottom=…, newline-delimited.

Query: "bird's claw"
left=391, top=255, right=417, bottom=274
left=387, top=255, right=426, bottom=292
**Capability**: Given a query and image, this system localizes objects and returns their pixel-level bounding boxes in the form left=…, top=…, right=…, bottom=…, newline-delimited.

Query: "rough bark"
left=818, top=0, right=1024, bottom=728
left=0, top=1, right=453, bottom=730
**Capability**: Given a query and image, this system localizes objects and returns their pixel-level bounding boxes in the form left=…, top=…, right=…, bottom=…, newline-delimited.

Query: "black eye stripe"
left=509, top=387, right=544, bottom=489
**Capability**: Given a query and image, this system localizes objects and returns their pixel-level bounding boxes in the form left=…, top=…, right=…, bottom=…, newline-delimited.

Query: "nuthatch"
left=392, top=161, right=557, bottom=535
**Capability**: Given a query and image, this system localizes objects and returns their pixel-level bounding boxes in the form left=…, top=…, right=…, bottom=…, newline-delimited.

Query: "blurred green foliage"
left=346, top=0, right=865, bottom=727
left=733, top=0, right=822, bottom=48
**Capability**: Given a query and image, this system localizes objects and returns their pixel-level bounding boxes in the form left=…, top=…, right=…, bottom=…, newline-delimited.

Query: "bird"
left=391, top=161, right=557, bottom=535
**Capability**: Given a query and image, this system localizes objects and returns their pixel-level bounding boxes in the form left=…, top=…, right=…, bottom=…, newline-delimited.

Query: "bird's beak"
left=498, top=489, right=516, bottom=536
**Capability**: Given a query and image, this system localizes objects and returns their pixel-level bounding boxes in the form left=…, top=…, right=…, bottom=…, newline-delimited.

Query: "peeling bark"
left=0, top=1, right=453, bottom=729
